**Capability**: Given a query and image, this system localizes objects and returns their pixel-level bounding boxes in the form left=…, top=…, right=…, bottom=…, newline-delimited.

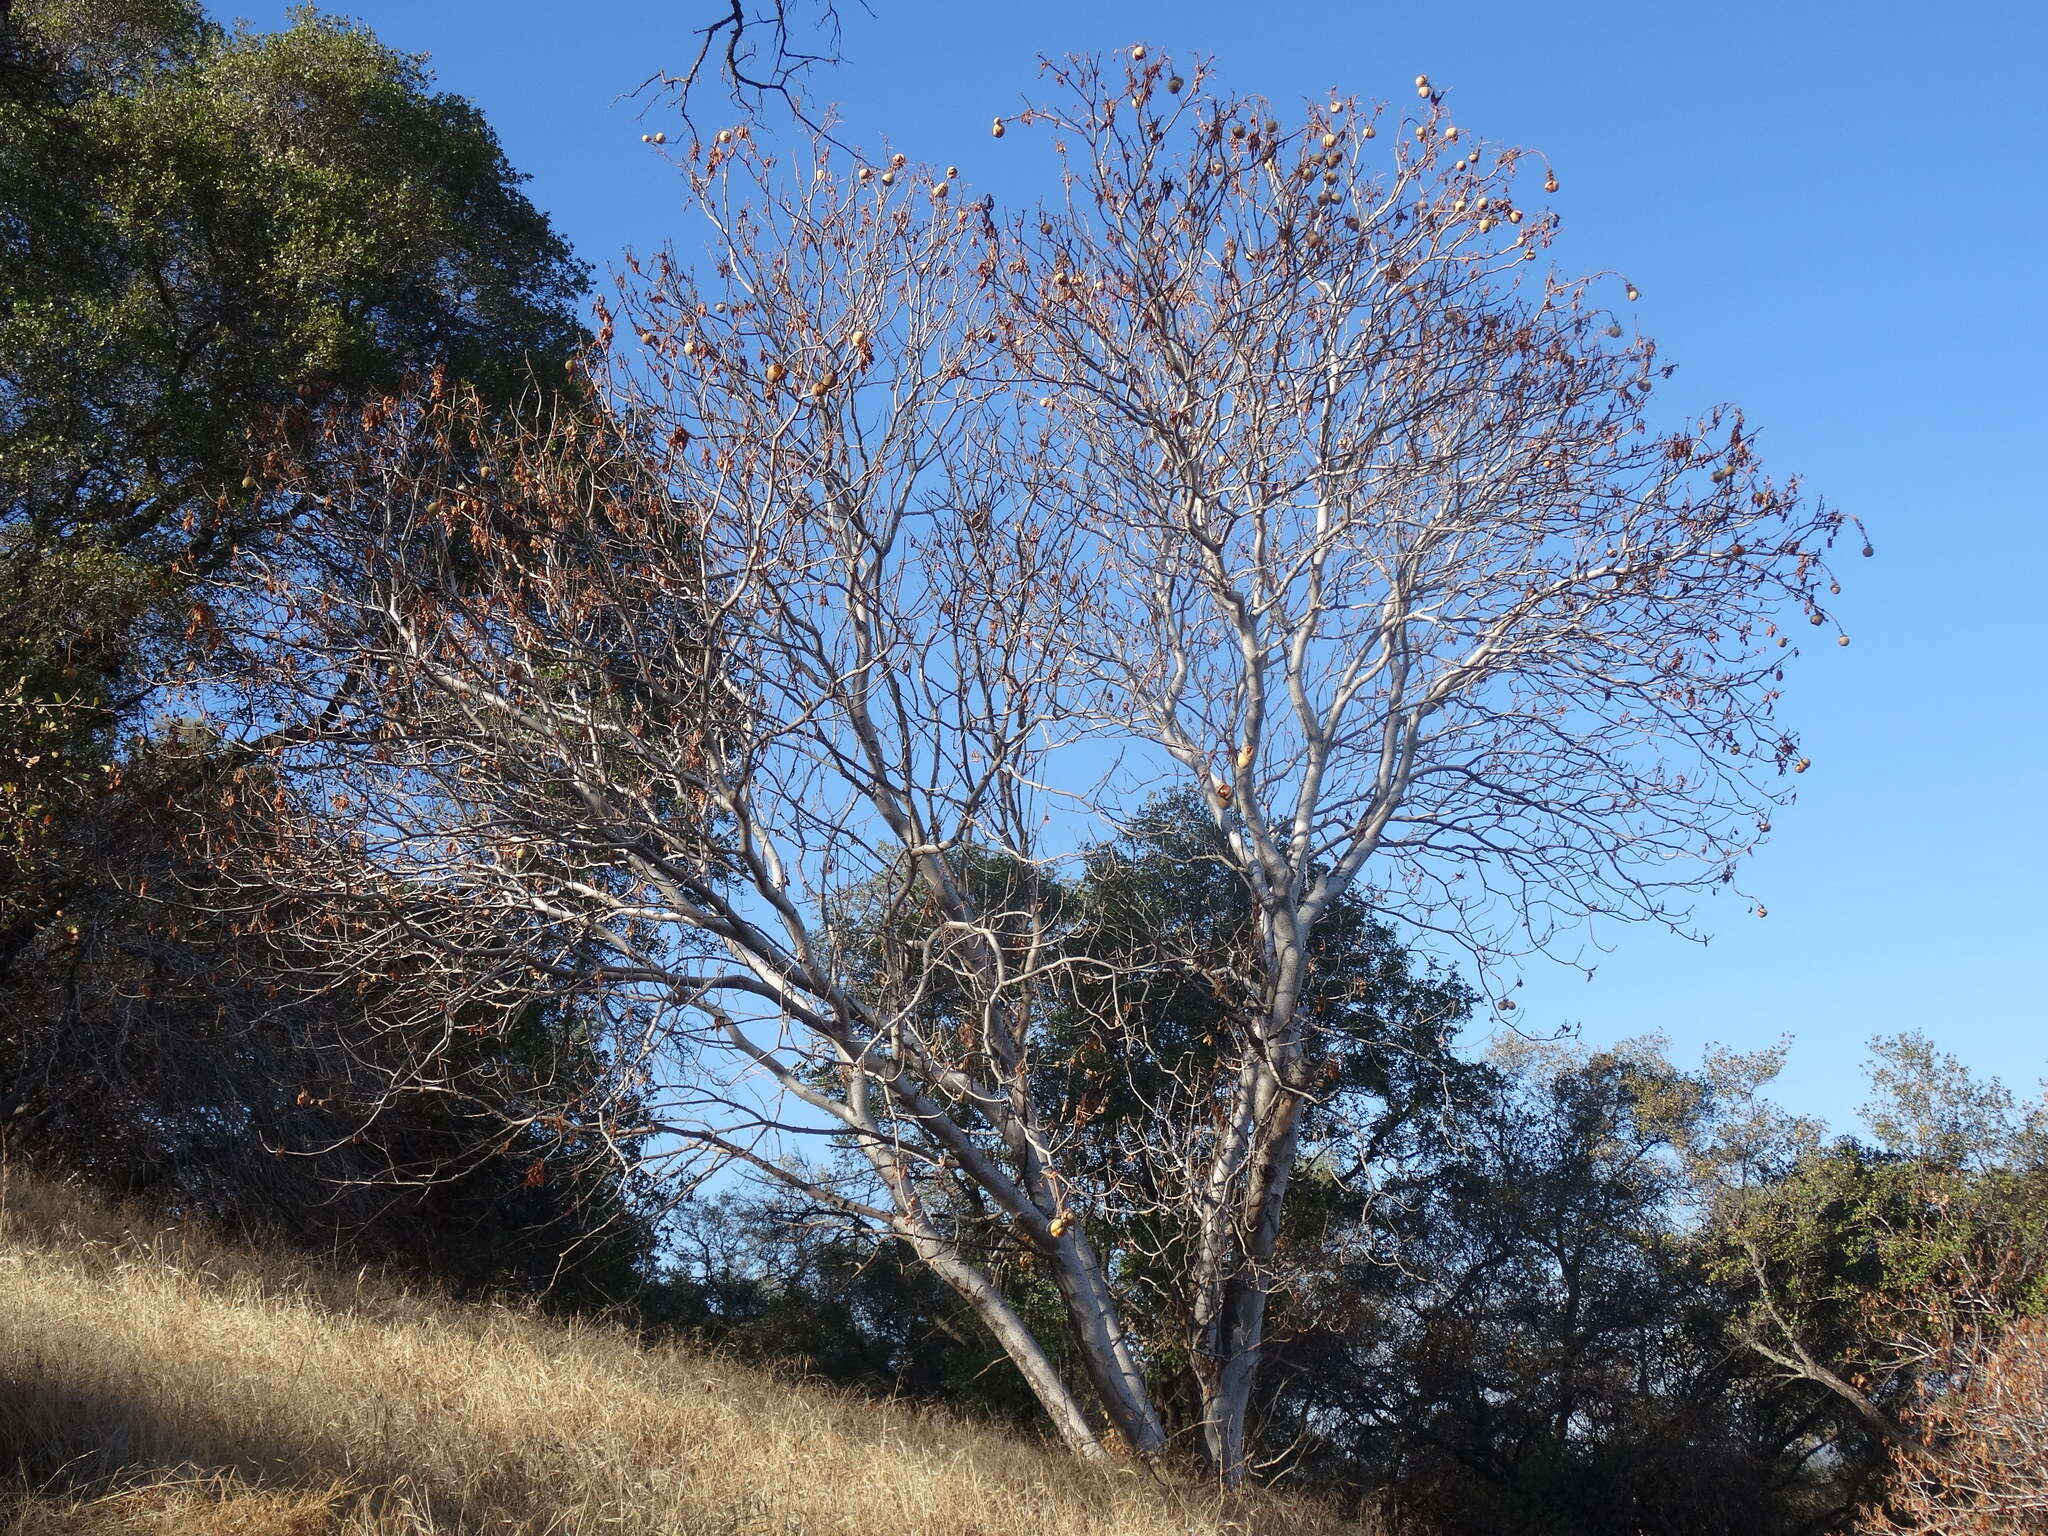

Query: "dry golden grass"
left=0, top=1167, right=1360, bottom=1536
left=3, top=1472, right=370, bottom=1535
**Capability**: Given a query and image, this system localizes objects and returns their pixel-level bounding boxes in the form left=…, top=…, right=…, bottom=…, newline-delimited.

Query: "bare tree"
left=991, top=51, right=1860, bottom=1478
left=200, top=54, right=1856, bottom=1482
left=636, top=0, right=858, bottom=131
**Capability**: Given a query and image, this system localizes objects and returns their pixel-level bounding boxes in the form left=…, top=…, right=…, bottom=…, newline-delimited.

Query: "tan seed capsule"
left=639, top=134, right=651, bottom=143
left=1415, top=74, right=1429, bottom=87
left=1544, top=174, right=1559, bottom=192
left=1626, top=285, right=1640, bottom=301
left=1322, top=132, right=1339, bottom=148
left=1417, top=83, right=1431, bottom=97
left=1131, top=43, right=1146, bottom=59
left=1477, top=216, right=1493, bottom=233
left=931, top=181, right=948, bottom=198
left=1168, top=75, right=1184, bottom=93
left=764, top=362, right=786, bottom=385
left=891, top=152, right=906, bottom=167
left=1508, top=208, right=1524, bottom=223
left=879, top=171, right=895, bottom=185
left=858, top=166, right=872, bottom=181
left=1361, top=123, right=1375, bottom=138
left=651, top=131, right=667, bottom=144
left=716, top=128, right=732, bottom=143
left=991, top=119, right=1006, bottom=138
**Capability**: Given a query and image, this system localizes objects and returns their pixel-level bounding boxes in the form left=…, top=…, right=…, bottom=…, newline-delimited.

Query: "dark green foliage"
left=1277, top=1042, right=1849, bottom=1535
left=676, top=795, right=1477, bottom=1432
left=1050, top=795, right=1478, bottom=1437
left=0, top=0, right=644, bottom=1301
left=0, top=0, right=588, bottom=960
left=0, top=0, right=587, bottom=554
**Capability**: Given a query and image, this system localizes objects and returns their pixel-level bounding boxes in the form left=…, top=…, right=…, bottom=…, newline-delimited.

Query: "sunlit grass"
left=0, top=1167, right=1360, bottom=1535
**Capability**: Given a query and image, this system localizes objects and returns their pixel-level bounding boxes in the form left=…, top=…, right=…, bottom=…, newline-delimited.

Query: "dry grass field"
left=0, top=1166, right=1359, bottom=1535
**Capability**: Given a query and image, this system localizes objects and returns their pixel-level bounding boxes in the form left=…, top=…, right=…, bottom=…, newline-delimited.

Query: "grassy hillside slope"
left=0, top=1168, right=1354, bottom=1535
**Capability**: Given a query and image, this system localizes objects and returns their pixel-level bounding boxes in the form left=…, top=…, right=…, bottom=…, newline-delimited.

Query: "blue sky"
left=233, top=0, right=2046, bottom=1129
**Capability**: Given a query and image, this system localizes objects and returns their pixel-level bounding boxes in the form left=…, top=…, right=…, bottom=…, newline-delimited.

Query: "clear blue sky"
left=233, top=0, right=2046, bottom=1129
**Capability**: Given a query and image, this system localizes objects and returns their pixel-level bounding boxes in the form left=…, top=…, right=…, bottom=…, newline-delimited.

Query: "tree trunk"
left=1048, top=1228, right=1170, bottom=1460
left=909, top=1231, right=1113, bottom=1461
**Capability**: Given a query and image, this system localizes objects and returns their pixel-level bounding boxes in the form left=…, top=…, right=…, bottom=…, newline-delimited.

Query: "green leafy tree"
left=1293, top=1039, right=1854, bottom=1536
left=1701, top=1035, right=2048, bottom=1488
left=0, top=0, right=587, bottom=969
left=0, top=2, right=660, bottom=1294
